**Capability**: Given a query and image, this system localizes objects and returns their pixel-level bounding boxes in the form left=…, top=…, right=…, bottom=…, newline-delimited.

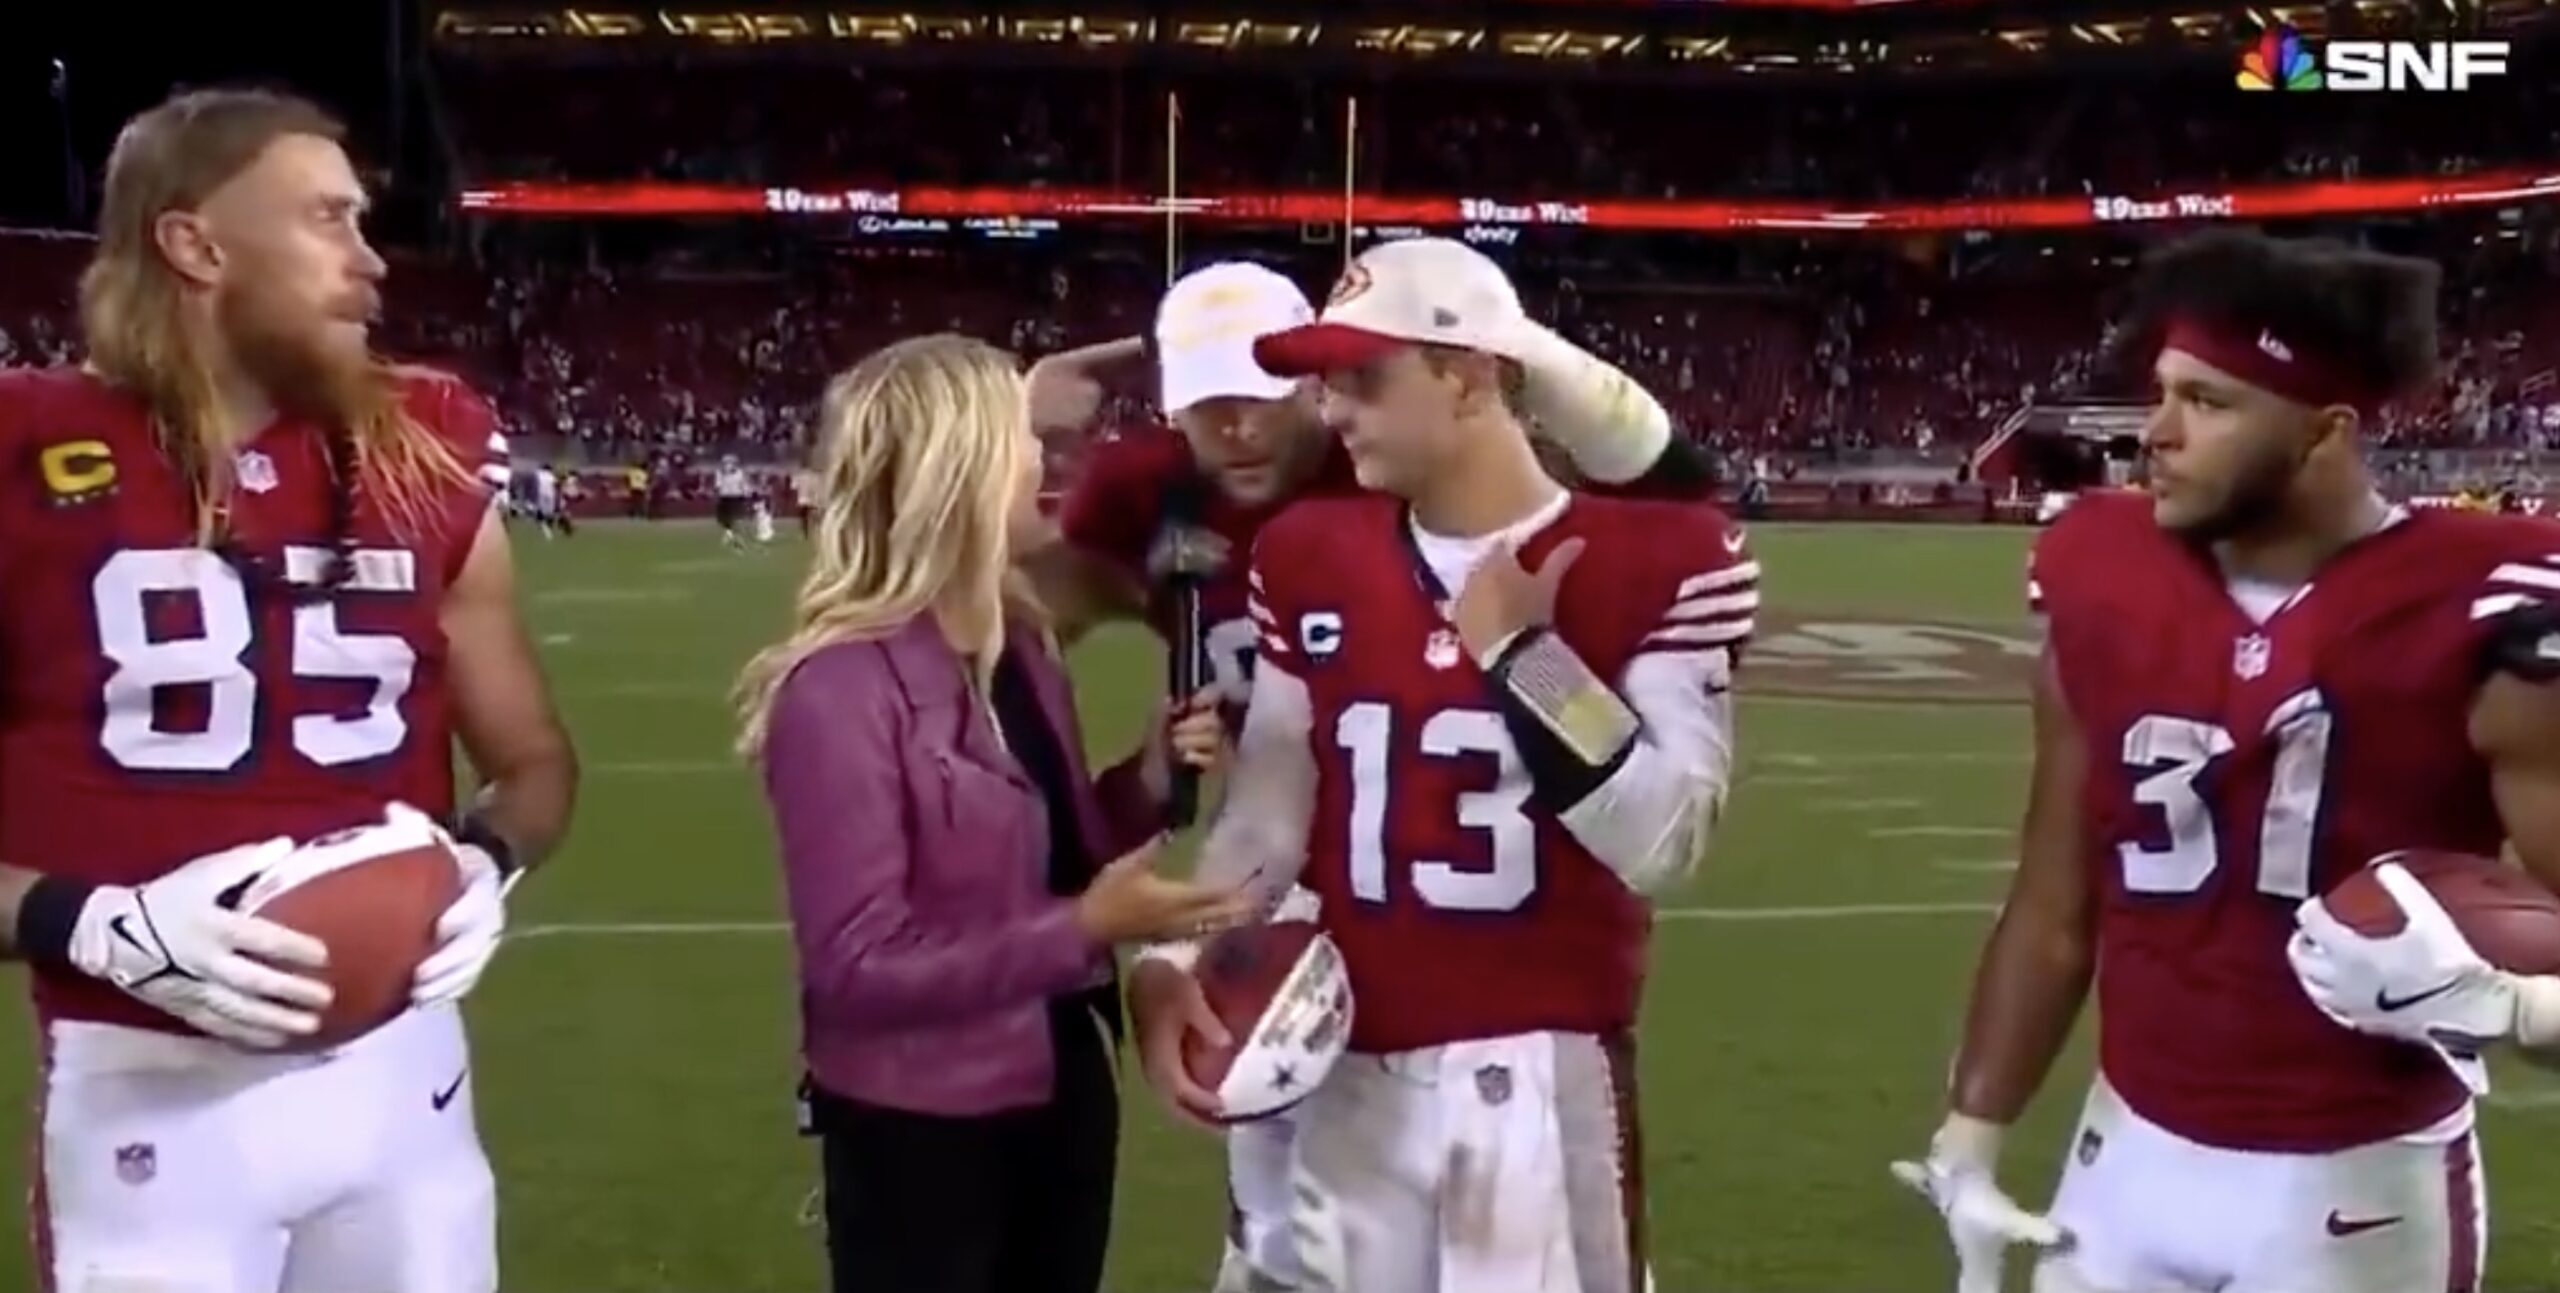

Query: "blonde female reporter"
left=738, top=334, right=1247, bottom=1293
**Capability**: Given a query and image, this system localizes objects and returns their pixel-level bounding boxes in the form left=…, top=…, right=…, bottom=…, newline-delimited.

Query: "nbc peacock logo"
left=2238, top=25, right=2323, bottom=90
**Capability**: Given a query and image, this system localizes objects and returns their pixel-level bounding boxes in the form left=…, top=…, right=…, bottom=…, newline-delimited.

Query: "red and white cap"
left=1154, top=261, right=1313, bottom=415
left=1253, top=237, right=1568, bottom=377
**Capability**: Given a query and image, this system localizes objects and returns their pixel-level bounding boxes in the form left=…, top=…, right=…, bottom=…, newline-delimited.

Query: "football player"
left=1125, top=237, right=1754, bottom=1293
left=0, top=88, right=577, bottom=1293
left=1028, top=258, right=1715, bottom=1293
left=1892, top=230, right=2560, bottom=1293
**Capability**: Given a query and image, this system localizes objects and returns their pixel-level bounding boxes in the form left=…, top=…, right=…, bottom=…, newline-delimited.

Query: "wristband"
left=15, top=874, right=97, bottom=967
left=451, top=814, right=522, bottom=880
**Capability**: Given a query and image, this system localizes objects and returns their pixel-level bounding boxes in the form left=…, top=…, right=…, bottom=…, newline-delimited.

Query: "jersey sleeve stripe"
left=1249, top=600, right=1277, bottom=629
left=2474, top=592, right=2539, bottom=621
left=1674, top=562, right=1759, bottom=599
left=2488, top=562, right=2560, bottom=595
left=1664, top=589, right=1758, bottom=625
left=1644, top=619, right=1753, bottom=649
left=1259, top=630, right=1291, bottom=657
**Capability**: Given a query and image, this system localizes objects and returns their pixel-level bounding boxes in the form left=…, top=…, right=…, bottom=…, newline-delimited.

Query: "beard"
left=216, top=283, right=379, bottom=423
left=2173, top=432, right=2307, bottom=544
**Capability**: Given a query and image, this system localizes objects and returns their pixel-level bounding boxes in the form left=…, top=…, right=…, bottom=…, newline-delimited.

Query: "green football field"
left=8, top=519, right=2560, bottom=1292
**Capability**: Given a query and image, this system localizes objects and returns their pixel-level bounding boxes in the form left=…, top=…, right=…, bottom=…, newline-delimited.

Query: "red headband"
left=2160, top=318, right=2380, bottom=414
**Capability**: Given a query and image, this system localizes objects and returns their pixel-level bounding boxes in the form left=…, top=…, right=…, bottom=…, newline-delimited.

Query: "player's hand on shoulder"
left=1129, top=953, right=1232, bottom=1127
left=414, top=820, right=511, bottom=1009
left=1451, top=535, right=1586, bottom=663
left=1075, top=834, right=1250, bottom=946
left=66, top=836, right=334, bottom=1050
left=2289, top=861, right=2517, bottom=1090
left=1889, top=1114, right=2068, bottom=1293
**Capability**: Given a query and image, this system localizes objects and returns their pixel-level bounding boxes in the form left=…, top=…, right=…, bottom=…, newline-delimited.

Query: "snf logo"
left=2238, top=25, right=2510, bottom=92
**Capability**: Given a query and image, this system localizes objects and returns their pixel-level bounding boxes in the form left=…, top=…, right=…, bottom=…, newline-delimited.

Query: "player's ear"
left=152, top=209, right=224, bottom=289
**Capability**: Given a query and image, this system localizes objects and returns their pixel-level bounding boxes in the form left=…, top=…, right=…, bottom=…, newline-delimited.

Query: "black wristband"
left=15, top=874, right=97, bottom=966
left=1483, top=629, right=1636, bottom=814
left=451, top=814, right=523, bottom=880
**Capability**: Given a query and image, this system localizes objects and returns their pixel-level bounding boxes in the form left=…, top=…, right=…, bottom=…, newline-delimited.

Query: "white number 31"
left=93, top=546, right=419, bottom=773
left=2119, top=691, right=2331, bottom=899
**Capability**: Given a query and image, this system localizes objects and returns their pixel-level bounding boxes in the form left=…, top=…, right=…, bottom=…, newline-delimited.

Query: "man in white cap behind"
left=1126, top=237, right=1755, bottom=1293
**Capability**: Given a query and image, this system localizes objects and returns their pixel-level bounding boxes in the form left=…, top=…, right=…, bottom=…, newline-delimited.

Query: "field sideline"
left=7, top=519, right=2560, bottom=1293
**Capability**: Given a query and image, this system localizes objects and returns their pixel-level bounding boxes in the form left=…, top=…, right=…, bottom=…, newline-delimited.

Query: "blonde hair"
left=80, top=87, right=465, bottom=546
left=734, top=334, right=1034, bottom=756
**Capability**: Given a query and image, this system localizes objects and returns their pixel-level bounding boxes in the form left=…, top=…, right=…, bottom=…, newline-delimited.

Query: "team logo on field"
left=237, top=449, right=280, bottom=495
left=1424, top=627, right=1462, bottom=670
left=37, top=438, right=115, bottom=505
left=1300, top=611, right=1344, bottom=659
left=1748, top=618, right=2042, bottom=703
left=114, top=1142, right=156, bottom=1185
left=2233, top=633, right=2272, bottom=680
left=1474, top=1064, right=1513, bottom=1107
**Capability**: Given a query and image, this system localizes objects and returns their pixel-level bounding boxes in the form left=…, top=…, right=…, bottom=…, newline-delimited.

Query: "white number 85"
left=94, top=546, right=419, bottom=773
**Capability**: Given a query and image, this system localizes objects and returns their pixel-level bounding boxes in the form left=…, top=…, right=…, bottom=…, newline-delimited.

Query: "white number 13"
left=2119, top=691, right=2331, bottom=899
left=94, top=547, right=419, bottom=773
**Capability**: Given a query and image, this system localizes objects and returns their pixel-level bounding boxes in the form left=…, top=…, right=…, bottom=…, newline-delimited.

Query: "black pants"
left=813, top=999, right=1120, bottom=1293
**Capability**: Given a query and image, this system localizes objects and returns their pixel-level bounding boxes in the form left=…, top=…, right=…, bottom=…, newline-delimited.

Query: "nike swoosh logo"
left=1723, top=531, right=1748, bottom=554
left=107, top=915, right=151, bottom=957
left=2375, top=980, right=2462, bottom=1012
left=432, top=1071, right=469, bottom=1112
left=2325, top=1210, right=2401, bottom=1238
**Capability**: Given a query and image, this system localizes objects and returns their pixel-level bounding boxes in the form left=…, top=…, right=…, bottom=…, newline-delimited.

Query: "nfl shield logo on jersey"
left=114, top=1142, right=156, bottom=1186
left=236, top=450, right=280, bottom=494
left=1474, top=1064, right=1513, bottom=1107
left=1424, top=628, right=1462, bottom=671
left=2233, top=633, right=2271, bottom=680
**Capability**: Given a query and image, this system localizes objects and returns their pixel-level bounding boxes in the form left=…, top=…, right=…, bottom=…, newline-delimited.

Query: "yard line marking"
left=1740, top=774, right=1849, bottom=788
left=1815, top=796, right=1925, bottom=811
left=539, top=632, right=576, bottom=646
left=588, top=759, right=736, bottom=775
left=2484, top=1086, right=2560, bottom=1110
left=1759, top=752, right=2029, bottom=768
left=1933, top=859, right=2017, bottom=873
left=1746, top=694, right=2028, bottom=710
left=510, top=901, right=2000, bottom=942
left=1872, top=825, right=2010, bottom=839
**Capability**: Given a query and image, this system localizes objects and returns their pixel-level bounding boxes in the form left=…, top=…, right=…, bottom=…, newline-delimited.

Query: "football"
left=2323, top=850, right=2560, bottom=975
left=1181, top=921, right=1354, bottom=1123
left=242, top=811, right=464, bottom=1050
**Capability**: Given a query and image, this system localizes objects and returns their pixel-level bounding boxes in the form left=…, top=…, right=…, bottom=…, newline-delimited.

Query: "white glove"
left=63, top=836, right=333, bottom=1049
left=1890, top=1114, right=2069, bottom=1293
left=2290, top=860, right=2560, bottom=1093
left=414, top=840, right=509, bottom=1007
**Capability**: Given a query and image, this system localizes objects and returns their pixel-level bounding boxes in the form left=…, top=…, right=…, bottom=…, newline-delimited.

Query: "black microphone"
left=1156, top=474, right=1216, bottom=830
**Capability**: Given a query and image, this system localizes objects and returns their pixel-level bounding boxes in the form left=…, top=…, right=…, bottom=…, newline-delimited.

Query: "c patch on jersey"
left=38, top=438, right=116, bottom=505
left=1300, top=610, right=1344, bottom=660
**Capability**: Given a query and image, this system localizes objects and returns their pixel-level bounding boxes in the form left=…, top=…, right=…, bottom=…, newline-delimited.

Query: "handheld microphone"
left=1157, top=474, right=1215, bottom=830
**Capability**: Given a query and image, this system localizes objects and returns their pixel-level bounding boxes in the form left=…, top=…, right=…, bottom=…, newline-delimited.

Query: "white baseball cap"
left=1253, top=237, right=1562, bottom=377
left=1154, top=262, right=1312, bottom=415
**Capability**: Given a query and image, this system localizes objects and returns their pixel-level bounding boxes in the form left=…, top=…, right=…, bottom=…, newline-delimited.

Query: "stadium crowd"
left=435, top=55, right=2558, bottom=202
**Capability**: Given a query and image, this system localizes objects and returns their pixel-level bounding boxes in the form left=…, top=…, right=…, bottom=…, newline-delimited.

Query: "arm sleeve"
left=1555, top=540, right=1757, bottom=892
left=763, top=647, right=1099, bottom=1030
left=1138, top=553, right=1320, bottom=969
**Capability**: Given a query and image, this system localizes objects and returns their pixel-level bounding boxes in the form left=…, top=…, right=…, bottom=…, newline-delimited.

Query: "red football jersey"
left=0, top=366, right=505, bottom=1031
left=2036, top=490, right=2560, bottom=1151
left=1248, top=493, right=1752, bottom=1052
left=1058, top=428, right=1358, bottom=706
